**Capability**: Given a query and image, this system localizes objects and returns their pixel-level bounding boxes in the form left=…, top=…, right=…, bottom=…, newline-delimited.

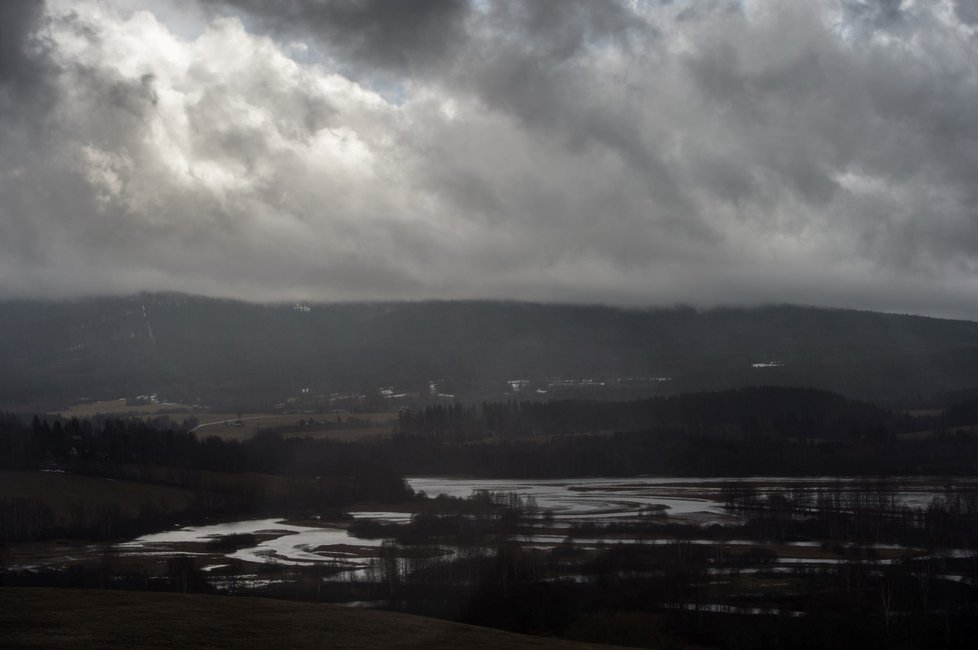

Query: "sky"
left=1, top=0, right=977, bottom=318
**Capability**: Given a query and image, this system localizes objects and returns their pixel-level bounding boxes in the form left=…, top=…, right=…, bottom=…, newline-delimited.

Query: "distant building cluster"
left=751, top=361, right=785, bottom=368
left=505, top=376, right=672, bottom=395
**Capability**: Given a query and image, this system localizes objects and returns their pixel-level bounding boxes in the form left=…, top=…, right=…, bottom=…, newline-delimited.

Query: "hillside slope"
left=3, top=294, right=978, bottom=406
left=0, top=588, right=627, bottom=649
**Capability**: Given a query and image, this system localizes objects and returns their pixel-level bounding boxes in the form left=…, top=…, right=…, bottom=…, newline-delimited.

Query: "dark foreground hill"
left=0, top=588, right=627, bottom=649
left=3, top=294, right=978, bottom=407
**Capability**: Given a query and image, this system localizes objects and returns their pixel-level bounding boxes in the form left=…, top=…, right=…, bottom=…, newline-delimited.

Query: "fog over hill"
left=3, top=294, right=978, bottom=409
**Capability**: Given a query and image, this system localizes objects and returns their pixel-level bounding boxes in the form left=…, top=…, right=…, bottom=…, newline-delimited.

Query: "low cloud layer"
left=1, top=0, right=977, bottom=318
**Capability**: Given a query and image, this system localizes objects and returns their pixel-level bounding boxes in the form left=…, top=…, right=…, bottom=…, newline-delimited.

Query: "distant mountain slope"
left=2, top=294, right=978, bottom=406
left=0, top=588, right=624, bottom=649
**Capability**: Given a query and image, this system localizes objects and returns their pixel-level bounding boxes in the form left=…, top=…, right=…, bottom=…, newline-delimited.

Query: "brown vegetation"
left=192, top=412, right=396, bottom=441
left=0, top=588, right=626, bottom=649
left=53, top=400, right=198, bottom=419
left=0, top=470, right=196, bottom=522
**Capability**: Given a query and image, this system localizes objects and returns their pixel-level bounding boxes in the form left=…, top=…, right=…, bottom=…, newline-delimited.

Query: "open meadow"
left=189, top=412, right=395, bottom=442
left=0, top=588, right=628, bottom=649
left=50, top=401, right=397, bottom=442
left=53, top=399, right=200, bottom=419
left=0, top=470, right=197, bottom=521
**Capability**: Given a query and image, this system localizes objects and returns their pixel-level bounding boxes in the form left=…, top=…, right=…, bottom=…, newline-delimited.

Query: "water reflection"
left=115, top=476, right=966, bottom=572
left=120, top=518, right=384, bottom=567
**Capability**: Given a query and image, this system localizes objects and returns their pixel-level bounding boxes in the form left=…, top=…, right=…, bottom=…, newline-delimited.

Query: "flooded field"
left=408, top=477, right=731, bottom=520
left=119, top=519, right=386, bottom=568
left=9, top=475, right=977, bottom=606
left=408, top=475, right=965, bottom=522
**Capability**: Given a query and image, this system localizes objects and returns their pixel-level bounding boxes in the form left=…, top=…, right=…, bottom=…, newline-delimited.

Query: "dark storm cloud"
left=203, top=0, right=697, bottom=225
left=0, top=0, right=44, bottom=82
left=954, top=0, right=978, bottom=25
left=3, top=0, right=978, bottom=319
left=0, top=0, right=52, bottom=116
left=200, top=0, right=472, bottom=73
left=842, top=0, right=905, bottom=29
left=435, top=1, right=700, bottom=234
left=460, top=0, right=647, bottom=132
left=0, top=0, right=58, bottom=274
left=481, top=0, right=640, bottom=60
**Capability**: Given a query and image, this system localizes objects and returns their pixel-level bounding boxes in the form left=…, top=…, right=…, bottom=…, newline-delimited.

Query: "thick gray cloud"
left=200, top=0, right=472, bottom=75
left=954, top=0, right=978, bottom=25
left=0, top=0, right=53, bottom=118
left=1, top=0, right=978, bottom=319
left=0, top=0, right=43, bottom=82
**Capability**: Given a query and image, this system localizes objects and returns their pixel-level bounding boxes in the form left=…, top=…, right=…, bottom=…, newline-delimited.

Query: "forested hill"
left=3, top=294, right=978, bottom=407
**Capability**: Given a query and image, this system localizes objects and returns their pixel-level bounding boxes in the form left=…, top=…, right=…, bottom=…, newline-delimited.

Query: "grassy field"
left=279, top=426, right=392, bottom=441
left=897, top=423, right=978, bottom=440
left=99, top=463, right=316, bottom=499
left=0, top=588, right=626, bottom=649
left=0, top=470, right=197, bottom=521
left=53, top=399, right=199, bottom=419
left=0, top=468, right=343, bottom=574
left=190, top=412, right=396, bottom=441
left=48, top=401, right=398, bottom=441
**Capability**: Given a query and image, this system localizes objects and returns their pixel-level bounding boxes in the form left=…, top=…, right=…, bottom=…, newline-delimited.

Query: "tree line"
left=0, top=412, right=412, bottom=544
left=397, top=387, right=925, bottom=441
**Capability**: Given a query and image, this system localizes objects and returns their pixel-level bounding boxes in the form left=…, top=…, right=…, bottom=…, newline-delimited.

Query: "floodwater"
left=112, top=475, right=965, bottom=572
left=116, top=477, right=743, bottom=569
left=119, top=518, right=385, bottom=567
left=407, top=476, right=729, bottom=521
left=7, top=474, right=973, bottom=612
left=407, top=475, right=956, bottom=521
